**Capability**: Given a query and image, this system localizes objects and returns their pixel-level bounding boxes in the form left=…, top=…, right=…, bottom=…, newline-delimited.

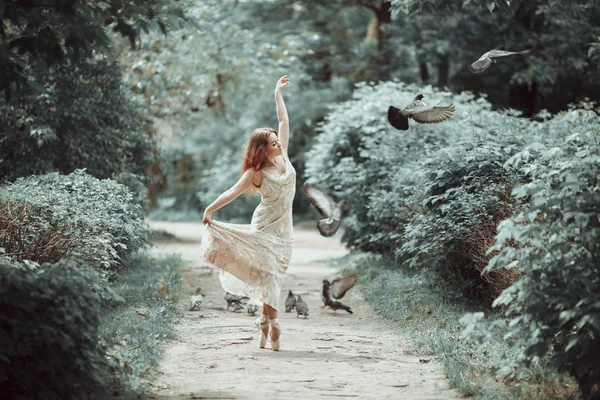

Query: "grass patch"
left=101, top=251, right=183, bottom=399
left=344, top=252, right=580, bottom=400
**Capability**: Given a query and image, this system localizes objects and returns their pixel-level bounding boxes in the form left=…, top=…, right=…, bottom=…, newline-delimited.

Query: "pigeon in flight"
left=303, top=184, right=346, bottom=237
left=295, top=295, right=309, bottom=318
left=246, top=299, right=262, bottom=316
left=468, top=45, right=532, bottom=74
left=387, top=94, right=455, bottom=131
left=285, top=290, right=297, bottom=313
left=321, top=274, right=357, bottom=315
left=189, top=287, right=204, bottom=311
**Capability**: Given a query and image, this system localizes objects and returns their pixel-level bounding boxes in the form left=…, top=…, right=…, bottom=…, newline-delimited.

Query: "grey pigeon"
left=285, top=290, right=297, bottom=313
left=303, top=184, right=346, bottom=237
left=189, top=287, right=204, bottom=311
left=295, top=295, right=309, bottom=318
left=230, top=300, right=245, bottom=313
left=224, top=292, right=243, bottom=310
left=246, top=299, right=262, bottom=316
left=322, top=274, right=357, bottom=315
left=468, top=45, right=532, bottom=74
left=387, top=94, right=455, bottom=131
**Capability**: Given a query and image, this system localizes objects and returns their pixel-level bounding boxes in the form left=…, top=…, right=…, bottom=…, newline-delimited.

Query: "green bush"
left=400, top=141, right=524, bottom=301
left=0, top=257, right=123, bottom=400
left=0, top=59, right=157, bottom=184
left=0, top=170, right=147, bottom=276
left=304, top=82, right=527, bottom=297
left=462, top=105, right=600, bottom=397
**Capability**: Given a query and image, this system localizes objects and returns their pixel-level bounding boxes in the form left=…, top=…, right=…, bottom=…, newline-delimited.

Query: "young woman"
left=200, top=75, right=294, bottom=351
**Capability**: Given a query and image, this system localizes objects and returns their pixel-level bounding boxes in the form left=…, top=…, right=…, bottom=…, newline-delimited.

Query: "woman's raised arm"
left=274, top=75, right=290, bottom=150
left=202, top=169, right=256, bottom=225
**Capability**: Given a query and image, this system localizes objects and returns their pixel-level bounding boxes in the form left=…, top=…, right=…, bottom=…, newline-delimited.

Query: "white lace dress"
left=199, top=155, right=296, bottom=310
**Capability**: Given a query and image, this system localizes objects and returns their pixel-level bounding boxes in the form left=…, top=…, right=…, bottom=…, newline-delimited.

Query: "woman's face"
left=265, top=131, right=283, bottom=159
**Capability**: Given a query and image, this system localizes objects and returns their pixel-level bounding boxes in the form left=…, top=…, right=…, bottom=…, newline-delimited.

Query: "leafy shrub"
left=462, top=106, right=600, bottom=397
left=304, top=82, right=527, bottom=296
left=0, top=257, right=123, bottom=400
left=0, top=59, right=157, bottom=184
left=400, top=141, right=524, bottom=301
left=0, top=170, right=147, bottom=276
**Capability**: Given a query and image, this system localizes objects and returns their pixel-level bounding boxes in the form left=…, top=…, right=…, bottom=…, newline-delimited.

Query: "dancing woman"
left=200, top=75, right=294, bottom=351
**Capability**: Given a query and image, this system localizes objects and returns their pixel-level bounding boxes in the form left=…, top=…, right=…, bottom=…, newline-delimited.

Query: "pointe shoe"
left=255, top=315, right=269, bottom=349
left=269, top=318, right=281, bottom=351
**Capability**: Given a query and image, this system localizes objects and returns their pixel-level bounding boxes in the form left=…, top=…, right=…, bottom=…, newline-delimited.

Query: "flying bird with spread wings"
left=303, top=184, right=346, bottom=237
left=321, top=274, right=357, bottom=315
left=468, top=45, right=532, bottom=74
left=387, top=94, right=455, bottom=131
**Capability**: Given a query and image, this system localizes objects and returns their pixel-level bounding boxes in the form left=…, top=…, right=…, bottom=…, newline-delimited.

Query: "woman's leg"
left=259, top=303, right=269, bottom=337
left=265, top=303, right=280, bottom=342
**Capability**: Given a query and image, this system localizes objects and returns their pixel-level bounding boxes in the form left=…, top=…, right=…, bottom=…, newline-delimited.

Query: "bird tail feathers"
left=518, top=48, right=533, bottom=55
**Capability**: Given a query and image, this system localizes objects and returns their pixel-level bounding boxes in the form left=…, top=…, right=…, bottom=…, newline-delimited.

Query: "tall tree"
left=0, top=0, right=198, bottom=101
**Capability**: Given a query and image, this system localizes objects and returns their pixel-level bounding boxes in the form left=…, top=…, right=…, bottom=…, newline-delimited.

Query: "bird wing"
left=387, top=106, right=409, bottom=130
left=468, top=58, right=492, bottom=73
left=411, top=104, right=455, bottom=124
left=330, top=274, right=357, bottom=299
left=304, top=184, right=336, bottom=217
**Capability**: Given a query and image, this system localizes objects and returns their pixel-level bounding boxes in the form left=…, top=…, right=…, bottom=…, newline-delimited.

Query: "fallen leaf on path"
left=392, top=384, right=409, bottom=388
left=419, top=358, right=432, bottom=363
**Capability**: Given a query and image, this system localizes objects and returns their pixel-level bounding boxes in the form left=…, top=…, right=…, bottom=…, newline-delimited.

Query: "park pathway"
left=148, top=221, right=457, bottom=400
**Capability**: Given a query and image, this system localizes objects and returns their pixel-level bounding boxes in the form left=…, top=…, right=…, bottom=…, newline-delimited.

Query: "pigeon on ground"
left=303, top=184, right=347, bottom=237
left=468, top=45, right=532, bottom=74
left=230, top=300, right=245, bottom=313
left=224, top=292, right=243, bottom=310
left=246, top=299, right=262, bottom=316
left=285, top=290, right=297, bottom=312
left=295, top=295, right=309, bottom=318
left=387, top=94, right=455, bottom=131
left=322, top=274, right=357, bottom=315
left=189, top=287, right=204, bottom=311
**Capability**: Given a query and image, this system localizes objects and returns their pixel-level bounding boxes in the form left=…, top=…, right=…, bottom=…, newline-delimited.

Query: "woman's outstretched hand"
left=202, top=209, right=212, bottom=225
left=275, top=75, right=290, bottom=93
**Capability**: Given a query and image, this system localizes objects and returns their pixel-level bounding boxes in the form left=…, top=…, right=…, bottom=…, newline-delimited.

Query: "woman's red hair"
left=242, top=127, right=277, bottom=170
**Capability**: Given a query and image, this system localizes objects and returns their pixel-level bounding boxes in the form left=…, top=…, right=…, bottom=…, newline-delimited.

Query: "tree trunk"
left=363, top=1, right=392, bottom=79
left=437, top=54, right=450, bottom=87
left=205, top=72, right=225, bottom=109
left=365, top=17, right=379, bottom=44
left=419, top=61, right=429, bottom=83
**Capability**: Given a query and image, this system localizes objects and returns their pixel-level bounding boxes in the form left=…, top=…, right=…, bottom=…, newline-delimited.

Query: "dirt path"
left=148, top=221, right=457, bottom=400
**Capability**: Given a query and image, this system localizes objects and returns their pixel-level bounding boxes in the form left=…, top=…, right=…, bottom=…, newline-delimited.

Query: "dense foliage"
left=305, top=82, right=525, bottom=298
left=0, top=170, right=147, bottom=276
left=0, top=59, right=156, bottom=185
left=0, top=0, right=197, bottom=100
left=0, top=257, right=122, bottom=400
left=462, top=105, right=600, bottom=396
left=390, top=0, right=600, bottom=114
